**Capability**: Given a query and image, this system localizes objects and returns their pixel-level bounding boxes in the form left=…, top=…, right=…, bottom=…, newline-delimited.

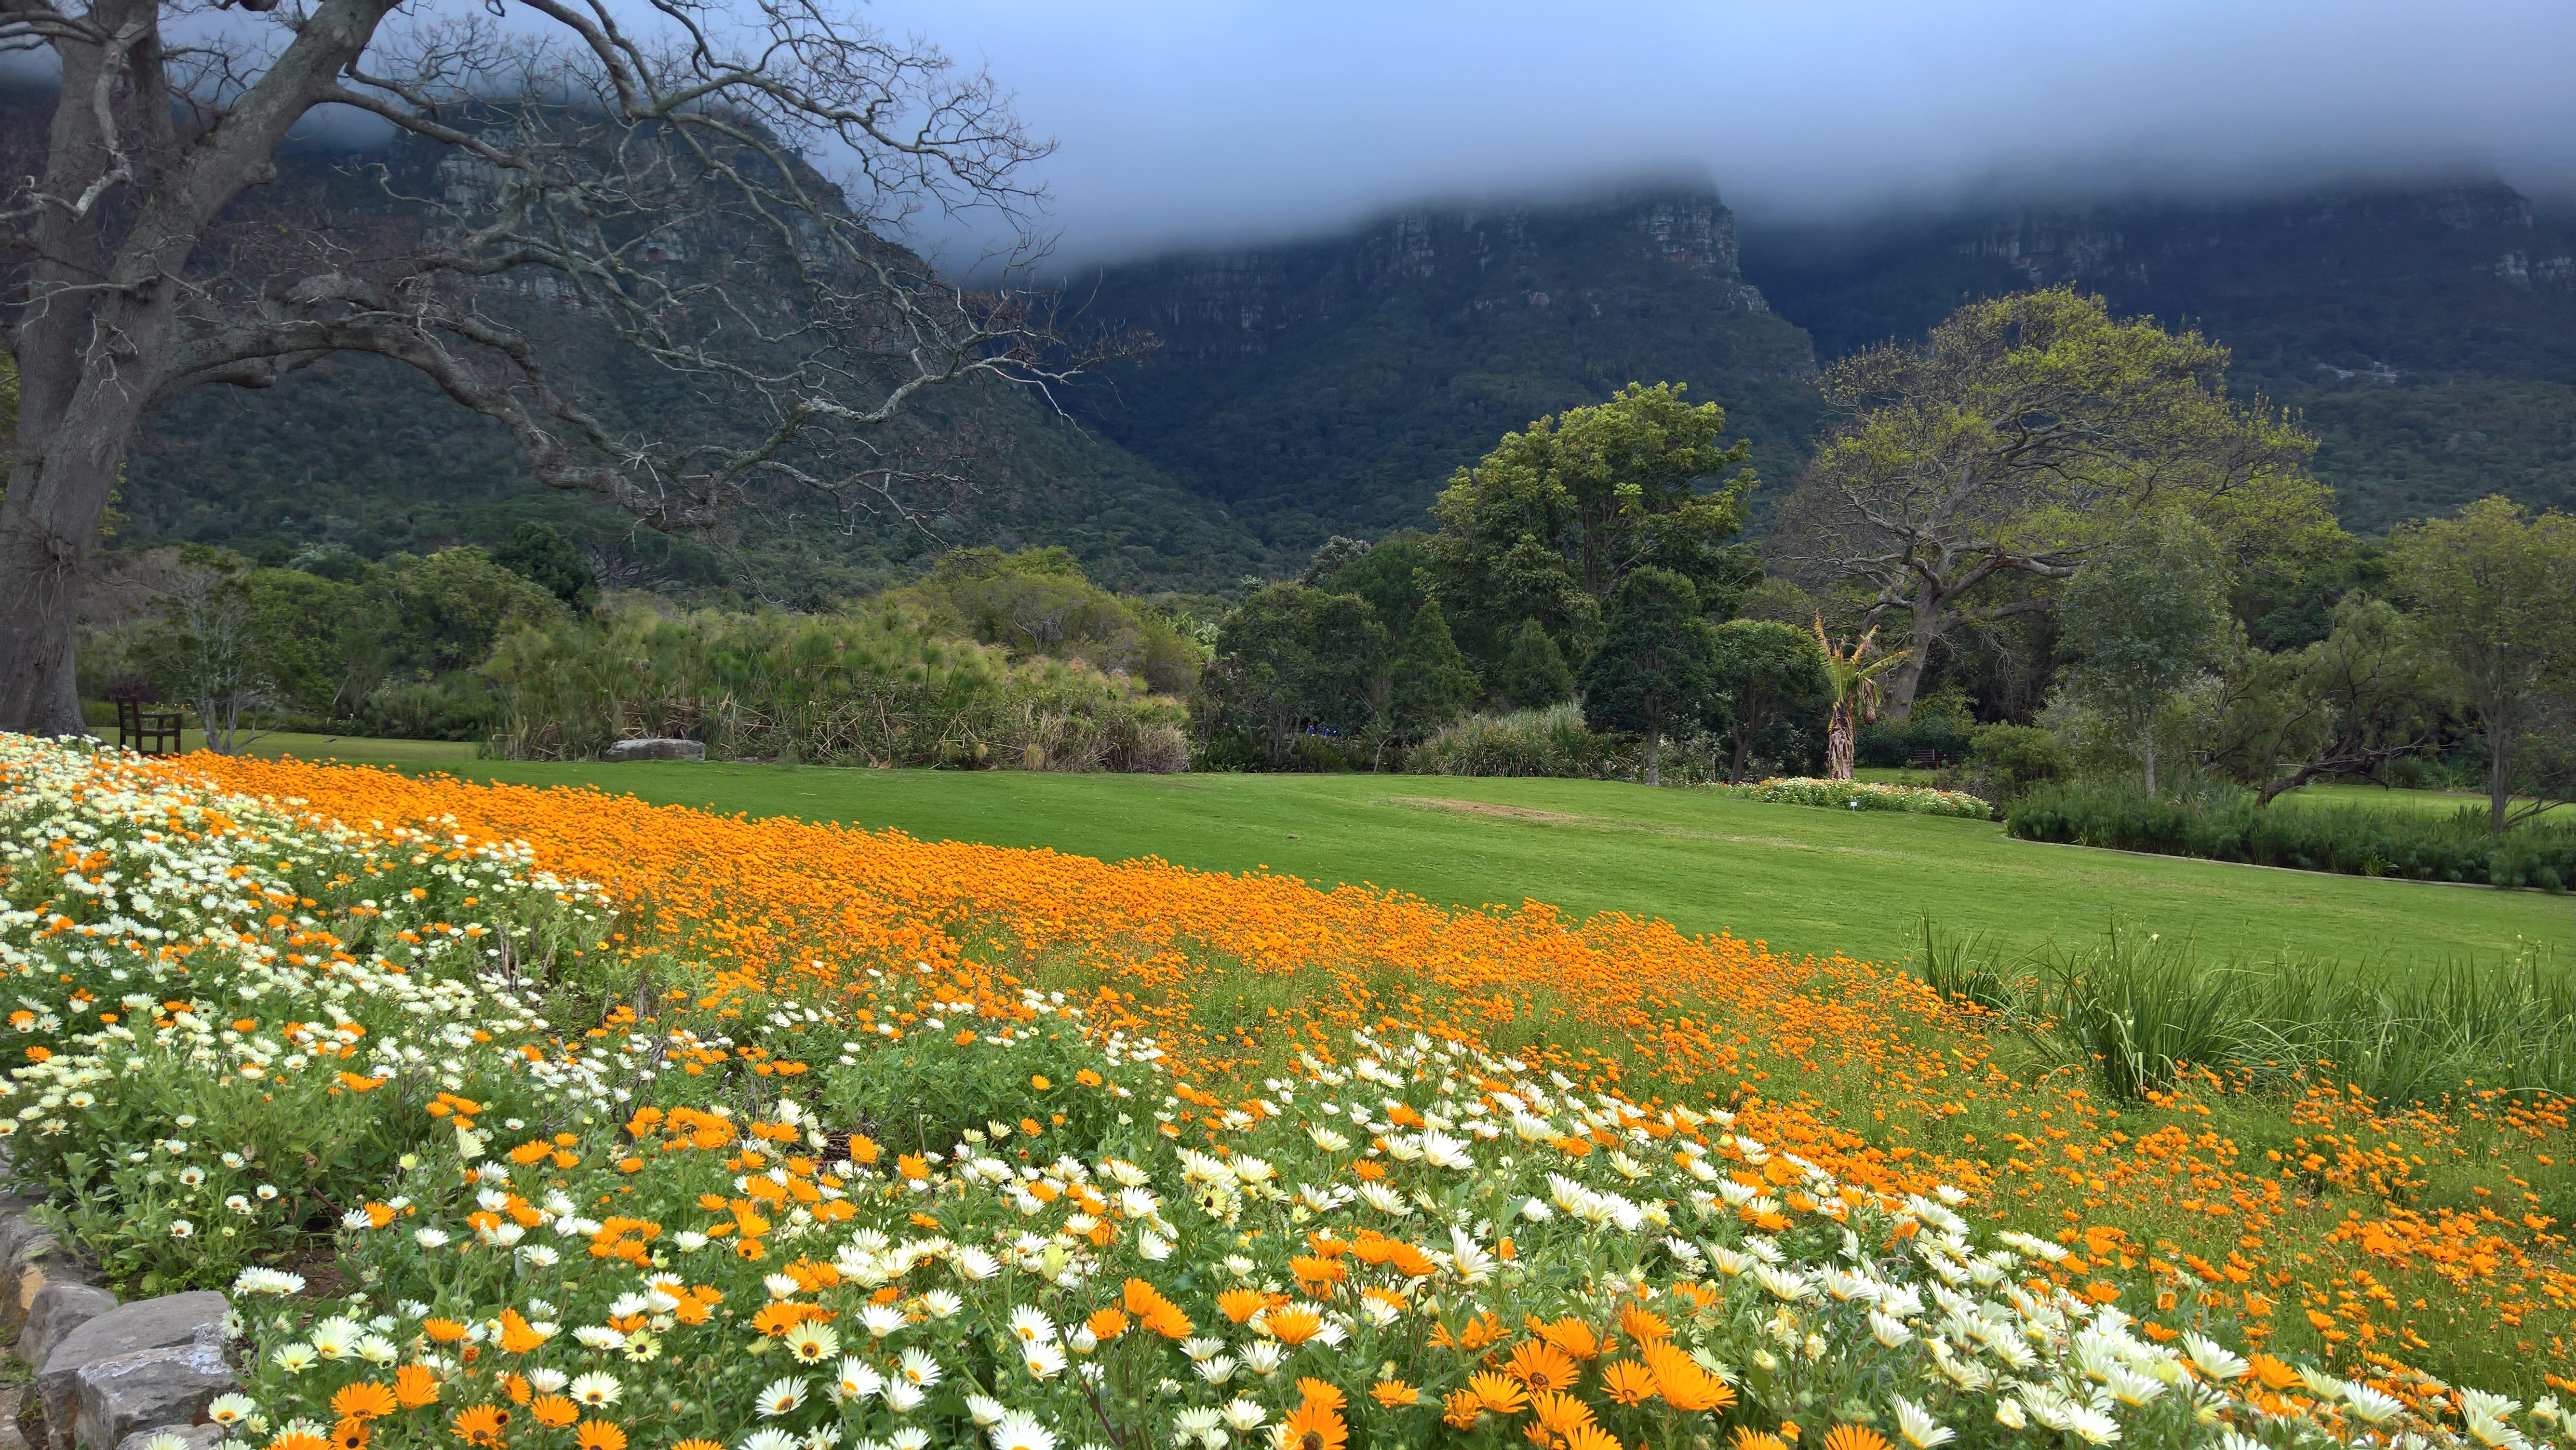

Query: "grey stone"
left=39, top=1293, right=231, bottom=1450
left=601, top=737, right=703, bottom=763
left=21, top=1284, right=117, bottom=1371
left=114, top=1423, right=225, bottom=1450
left=0, top=1207, right=95, bottom=1339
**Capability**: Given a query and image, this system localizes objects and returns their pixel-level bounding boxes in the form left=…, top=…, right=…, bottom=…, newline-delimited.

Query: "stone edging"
left=0, top=1165, right=234, bottom=1450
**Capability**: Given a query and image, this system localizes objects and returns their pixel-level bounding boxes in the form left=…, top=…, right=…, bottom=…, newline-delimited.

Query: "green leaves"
left=1429, top=382, right=1755, bottom=675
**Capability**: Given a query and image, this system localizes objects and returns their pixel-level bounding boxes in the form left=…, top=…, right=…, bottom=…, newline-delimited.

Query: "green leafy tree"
left=493, top=523, right=601, bottom=613
left=1493, top=618, right=1577, bottom=710
left=1199, top=585, right=1387, bottom=768
left=1706, top=620, right=1830, bottom=784
left=2053, top=514, right=2233, bottom=792
left=1578, top=568, right=1719, bottom=787
left=1312, top=531, right=1434, bottom=635
left=239, top=569, right=374, bottom=717
left=2386, top=496, right=2576, bottom=832
left=1777, top=288, right=2332, bottom=720
left=2198, top=594, right=2442, bottom=805
left=366, top=549, right=564, bottom=680
left=1429, top=382, right=1756, bottom=674
left=903, top=547, right=1203, bottom=696
left=1375, top=599, right=1481, bottom=766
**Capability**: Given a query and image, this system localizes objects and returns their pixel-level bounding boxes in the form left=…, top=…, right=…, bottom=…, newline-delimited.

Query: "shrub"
left=1404, top=704, right=1729, bottom=781
left=486, top=602, right=1189, bottom=770
left=2004, top=779, right=2575, bottom=889
left=1967, top=723, right=2066, bottom=802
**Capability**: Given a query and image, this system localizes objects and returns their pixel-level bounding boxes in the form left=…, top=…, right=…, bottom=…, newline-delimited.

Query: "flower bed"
left=4, top=737, right=2571, bottom=1450
left=1723, top=779, right=1993, bottom=819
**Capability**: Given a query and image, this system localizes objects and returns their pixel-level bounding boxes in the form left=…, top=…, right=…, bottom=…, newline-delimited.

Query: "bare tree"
left=0, top=0, right=1089, bottom=735
left=1773, top=289, right=2326, bottom=721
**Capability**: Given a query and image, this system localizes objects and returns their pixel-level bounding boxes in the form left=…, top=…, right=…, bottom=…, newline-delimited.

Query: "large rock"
left=601, top=738, right=704, bottom=763
left=39, top=1293, right=232, bottom=1450
left=20, top=1283, right=117, bottom=1373
left=0, top=1208, right=68, bottom=1334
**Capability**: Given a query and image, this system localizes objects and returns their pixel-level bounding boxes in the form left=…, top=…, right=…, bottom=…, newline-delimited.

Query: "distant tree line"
left=1191, top=291, right=2576, bottom=834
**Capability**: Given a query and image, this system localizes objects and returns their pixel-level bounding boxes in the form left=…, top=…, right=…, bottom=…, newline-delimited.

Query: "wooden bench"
left=1907, top=747, right=1951, bottom=771
left=115, top=696, right=186, bottom=755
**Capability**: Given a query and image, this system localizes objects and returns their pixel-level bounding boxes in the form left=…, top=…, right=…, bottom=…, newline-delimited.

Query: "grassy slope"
left=204, top=736, right=2568, bottom=970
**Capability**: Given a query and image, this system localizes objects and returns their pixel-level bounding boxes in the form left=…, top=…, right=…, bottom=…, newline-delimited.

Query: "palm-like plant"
left=1816, top=617, right=1910, bottom=781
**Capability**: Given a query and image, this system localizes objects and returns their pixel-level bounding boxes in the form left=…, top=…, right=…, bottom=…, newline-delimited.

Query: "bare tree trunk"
left=1730, top=724, right=1751, bottom=785
left=1825, top=701, right=1857, bottom=781
left=2142, top=733, right=2158, bottom=795
left=1646, top=729, right=1662, bottom=788
left=0, top=450, right=126, bottom=737
left=2487, top=718, right=2511, bottom=837
left=1878, top=596, right=1947, bottom=723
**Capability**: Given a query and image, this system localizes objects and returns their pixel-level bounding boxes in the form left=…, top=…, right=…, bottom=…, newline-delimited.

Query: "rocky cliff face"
left=1065, top=183, right=1819, bottom=547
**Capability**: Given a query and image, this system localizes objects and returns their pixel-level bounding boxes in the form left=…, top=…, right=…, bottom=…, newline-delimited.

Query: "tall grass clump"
left=486, top=602, right=1191, bottom=769
left=2005, top=779, right=2575, bottom=889
left=1927, top=916, right=2576, bottom=1106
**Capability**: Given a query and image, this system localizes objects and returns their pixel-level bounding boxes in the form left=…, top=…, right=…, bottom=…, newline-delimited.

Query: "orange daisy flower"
left=450, top=1408, right=509, bottom=1449
left=1502, top=1340, right=1582, bottom=1394
left=332, top=1383, right=400, bottom=1423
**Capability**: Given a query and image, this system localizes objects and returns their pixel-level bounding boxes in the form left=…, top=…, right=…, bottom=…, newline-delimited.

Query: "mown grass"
left=187, top=752, right=2566, bottom=970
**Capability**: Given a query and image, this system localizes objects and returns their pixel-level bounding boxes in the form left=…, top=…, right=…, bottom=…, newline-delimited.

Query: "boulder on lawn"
left=601, top=738, right=705, bottom=763
left=39, top=1293, right=233, bottom=1450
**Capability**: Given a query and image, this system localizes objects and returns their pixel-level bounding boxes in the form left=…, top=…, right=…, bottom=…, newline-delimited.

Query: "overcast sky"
left=862, top=0, right=2576, bottom=266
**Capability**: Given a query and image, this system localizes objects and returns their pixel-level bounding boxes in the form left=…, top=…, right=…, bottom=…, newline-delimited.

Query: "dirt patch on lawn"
left=1386, top=796, right=1583, bottom=824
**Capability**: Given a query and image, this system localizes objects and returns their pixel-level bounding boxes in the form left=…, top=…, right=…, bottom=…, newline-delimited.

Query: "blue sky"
left=865, top=0, right=2576, bottom=264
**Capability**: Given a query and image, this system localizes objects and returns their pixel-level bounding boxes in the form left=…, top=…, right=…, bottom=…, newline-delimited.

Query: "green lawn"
left=198, top=737, right=2570, bottom=971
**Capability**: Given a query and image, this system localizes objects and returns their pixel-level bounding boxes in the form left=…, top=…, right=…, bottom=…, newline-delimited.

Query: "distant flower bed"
left=1723, top=778, right=1992, bottom=819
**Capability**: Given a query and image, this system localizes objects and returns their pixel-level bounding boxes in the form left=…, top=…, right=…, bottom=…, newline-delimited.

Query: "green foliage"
left=1492, top=618, right=1576, bottom=710
left=368, top=547, right=565, bottom=675
left=1705, top=618, right=1830, bottom=783
left=1428, top=382, right=1755, bottom=673
left=1967, top=723, right=2066, bottom=802
left=1381, top=598, right=1480, bottom=747
left=1578, top=567, right=1720, bottom=785
left=492, top=521, right=600, bottom=611
left=1781, top=288, right=2334, bottom=720
left=2385, top=495, right=2576, bottom=832
left=2052, top=514, right=2233, bottom=791
left=897, top=546, right=1206, bottom=695
left=1311, top=530, right=1433, bottom=634
left=487, top=604, right=1189, bottom=770
left=1926, top=918, right=2576, bottom=1107
left=2198, top=593, right=2442, bottom=803
left=1402, top=704, right=1638, bottom=780
left=1195, top=584, right=1386, bottom=769
left=1855, top=687, right=1976, bottom=767
left=2004, top=779, right=2574, bottom=890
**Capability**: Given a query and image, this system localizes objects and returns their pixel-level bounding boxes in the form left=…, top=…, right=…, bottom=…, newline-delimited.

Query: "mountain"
left=66, top=98, right=1273, bottom=603
left=1738, top=180, right=2576, bottom=534
left=1059, top=185, right=1825, bottom=550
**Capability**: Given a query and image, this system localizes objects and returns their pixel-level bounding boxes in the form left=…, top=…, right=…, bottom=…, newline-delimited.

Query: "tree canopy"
left=1776, top=288, right=2333, bottom=721
left=2386, top=496, right=2576, bottom=831
left=1428, top=383, right=1756, bottom=673
left=1578, top=567, right=1719, bottom=787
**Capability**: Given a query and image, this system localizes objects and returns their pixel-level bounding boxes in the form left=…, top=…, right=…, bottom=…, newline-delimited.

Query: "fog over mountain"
left=871, top=0, right=2574, bottom=268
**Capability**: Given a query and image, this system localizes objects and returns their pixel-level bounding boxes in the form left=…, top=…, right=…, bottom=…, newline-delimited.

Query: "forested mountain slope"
left=1060, top=185, right=1825, bottom=549
left=1740, top=180, right=2576, bottom=535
